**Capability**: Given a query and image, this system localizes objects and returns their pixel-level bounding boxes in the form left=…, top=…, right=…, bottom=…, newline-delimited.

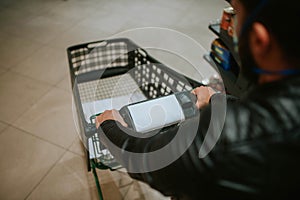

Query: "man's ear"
left=249, top=22, right=271, bottom=59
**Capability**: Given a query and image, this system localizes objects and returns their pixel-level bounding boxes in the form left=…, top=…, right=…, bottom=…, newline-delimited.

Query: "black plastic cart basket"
left=67, top=38, right=202, bottom=200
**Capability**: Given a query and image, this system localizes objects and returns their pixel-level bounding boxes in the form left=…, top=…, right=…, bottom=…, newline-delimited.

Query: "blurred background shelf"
left=208, top=21, right=252, bottom=97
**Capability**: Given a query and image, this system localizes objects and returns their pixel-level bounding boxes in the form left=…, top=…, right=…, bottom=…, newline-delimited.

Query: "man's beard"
left=238, top=34, right=259, bottom=84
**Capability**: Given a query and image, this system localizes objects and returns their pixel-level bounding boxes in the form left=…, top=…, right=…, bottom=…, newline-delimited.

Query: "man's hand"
left=95, top=109, right=128, bottom=129
left=191, top=86, right=216, bottom=109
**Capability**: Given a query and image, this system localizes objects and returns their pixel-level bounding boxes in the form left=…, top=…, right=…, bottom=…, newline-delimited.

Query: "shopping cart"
left=67, top=38, right=202, bottom=200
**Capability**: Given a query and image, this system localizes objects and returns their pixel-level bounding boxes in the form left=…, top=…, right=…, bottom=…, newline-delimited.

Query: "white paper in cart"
left=82, top=93, right=147, bottom=122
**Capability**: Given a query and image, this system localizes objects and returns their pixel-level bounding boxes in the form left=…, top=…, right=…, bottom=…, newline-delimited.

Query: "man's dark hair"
left=237, top=0, right=300, bottom=67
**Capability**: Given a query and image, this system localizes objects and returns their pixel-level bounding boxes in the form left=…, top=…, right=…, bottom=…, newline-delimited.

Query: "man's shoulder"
left=222, top=82, right=300, bottom=144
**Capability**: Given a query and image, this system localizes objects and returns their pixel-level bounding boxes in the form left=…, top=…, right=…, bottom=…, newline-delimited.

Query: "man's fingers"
left=95, top=109, right=128, bottom=129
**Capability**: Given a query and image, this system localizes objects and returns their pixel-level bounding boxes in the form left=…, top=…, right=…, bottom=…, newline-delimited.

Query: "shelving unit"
left=208, top=22, right=252, bottom=97
left=209, top=23, right=240, bottom=65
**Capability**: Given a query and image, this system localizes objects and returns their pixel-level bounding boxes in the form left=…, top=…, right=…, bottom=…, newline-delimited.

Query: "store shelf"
left=208, top=6, right=254, bottom=97
left=208, top=23, right=221, bottom=37
left=208, top=22, right=240, bottom=66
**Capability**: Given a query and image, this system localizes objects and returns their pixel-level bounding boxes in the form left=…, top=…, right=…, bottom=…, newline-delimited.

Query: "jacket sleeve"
left=98, top=113, right=212, bottom=198
left=97, top=94, right=260, bottom=199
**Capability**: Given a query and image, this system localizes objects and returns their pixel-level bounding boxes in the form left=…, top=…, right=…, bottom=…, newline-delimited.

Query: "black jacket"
left=98, top=75, right=300, bottom=200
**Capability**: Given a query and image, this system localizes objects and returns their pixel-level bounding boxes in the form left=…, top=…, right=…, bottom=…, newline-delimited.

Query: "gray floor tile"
left=0, top=7, right=37, bottom=31
left=48, top=25, right=109, bottom=49
left=0, top=0, right=11, bottom=8
left=119, top=1, right=186, bottom=28
left=0, top=30, right=8, bottom=41
left=0, top=34, right=42, bottom=68
left=26, top=151, right=99, bottom=200
left=45, top=0, right=99, bottom=21
left=75, top=10, right=130, bottom=37
left=14, top=87, right=78, bottom=148
left=0, top=71, right=51, bottom=124
left=55, top=75, right=72, bottom=93
left=4, top=13, right=77, bottom=45
left=12, top=46, right=68, bottom=85
left=0, top=121, right=8, bottom=133
left=0, top=126, right=65, bottom=200
left=68, top=135, right=86, bottom=157
left=4, top=0, right=64, bottom=15
left=0, top=67, right=8, bottom=76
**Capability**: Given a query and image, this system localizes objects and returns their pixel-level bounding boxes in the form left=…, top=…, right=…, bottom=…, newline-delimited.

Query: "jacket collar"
left=243, top=75, right=300, bottom=100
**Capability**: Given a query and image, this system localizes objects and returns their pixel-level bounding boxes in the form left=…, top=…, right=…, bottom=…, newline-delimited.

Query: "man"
left=96, top=0, right=300, bottom=199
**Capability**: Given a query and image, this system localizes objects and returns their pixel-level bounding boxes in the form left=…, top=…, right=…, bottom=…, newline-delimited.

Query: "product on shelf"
left=210, top=39, right=231, bottom=70
left=220, top=6, right=235, bottom=38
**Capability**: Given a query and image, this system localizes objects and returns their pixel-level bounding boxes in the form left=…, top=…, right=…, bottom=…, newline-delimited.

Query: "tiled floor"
left=0, top=0, right=227, bottom=199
